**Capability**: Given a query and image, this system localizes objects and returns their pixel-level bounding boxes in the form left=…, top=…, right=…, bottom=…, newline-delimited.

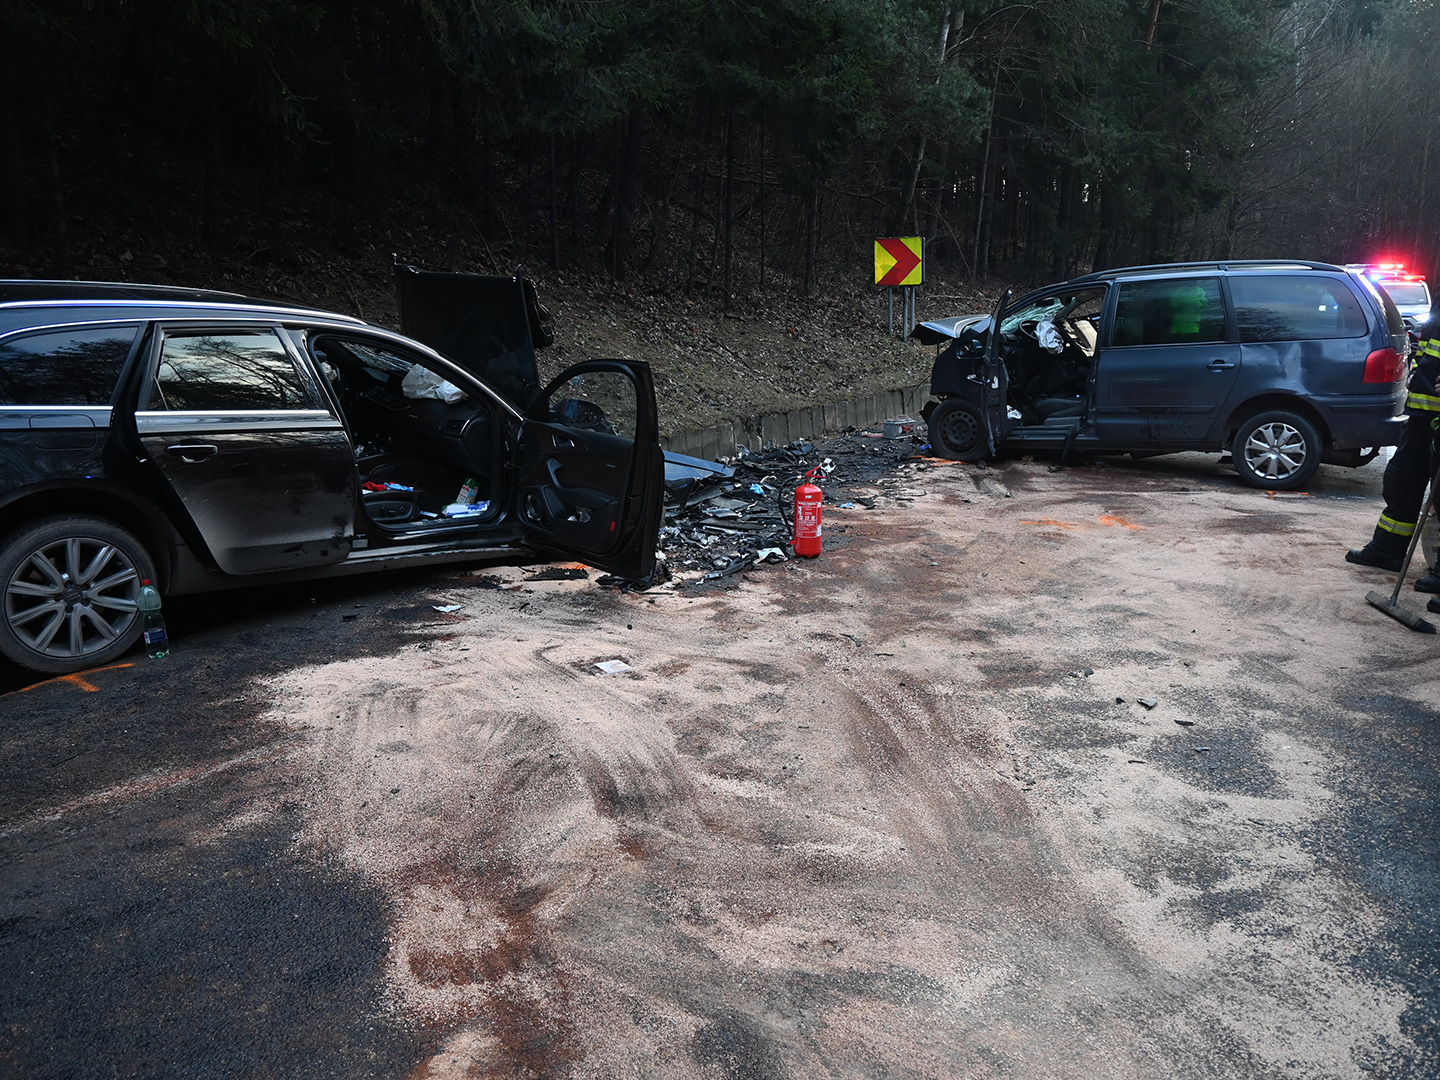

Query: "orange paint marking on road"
left=1021, top=518, right=1085, bottom=530
left=4, top=661, right=135, bottom=698
left=1099, top=515, right=1144, bottom=530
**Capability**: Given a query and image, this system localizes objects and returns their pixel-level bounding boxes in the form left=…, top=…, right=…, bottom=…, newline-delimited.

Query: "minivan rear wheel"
left=1231, top=410, right=1322, bottom=490
left=0, top=516, right=155, bottom=675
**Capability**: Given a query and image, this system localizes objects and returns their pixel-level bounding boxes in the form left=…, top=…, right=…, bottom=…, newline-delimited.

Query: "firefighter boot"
left=1346, top=545, right=1405, bottom=573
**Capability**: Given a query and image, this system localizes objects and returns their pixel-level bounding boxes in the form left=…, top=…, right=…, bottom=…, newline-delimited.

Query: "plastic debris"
left=637, top=433, right=926, bottom=590
left=527, top=567, right=589, bottom=581
left=594, top=659, right=633, bottom=674
left=664, top=450, right=736, bottom=485
left=432, top=604, right=463, bottom=613
left=442, top=501, right=490, bottom=517
left=1138, top=698, right=1158, bottom=709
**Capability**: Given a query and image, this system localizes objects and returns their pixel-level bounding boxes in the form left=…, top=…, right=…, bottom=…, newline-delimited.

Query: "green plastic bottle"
left=137, top=578, right=169, bottom=659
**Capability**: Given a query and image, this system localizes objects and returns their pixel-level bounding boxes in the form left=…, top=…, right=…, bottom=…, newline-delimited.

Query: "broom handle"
left=1390, top=457, right=1440, bottom=605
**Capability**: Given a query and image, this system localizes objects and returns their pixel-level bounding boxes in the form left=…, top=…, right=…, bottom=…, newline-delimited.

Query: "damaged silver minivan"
left=915, top=261, right=1409, bottom=489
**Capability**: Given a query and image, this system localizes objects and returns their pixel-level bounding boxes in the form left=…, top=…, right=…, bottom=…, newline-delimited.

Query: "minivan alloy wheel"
left=0, top=516, right=155, bottom=673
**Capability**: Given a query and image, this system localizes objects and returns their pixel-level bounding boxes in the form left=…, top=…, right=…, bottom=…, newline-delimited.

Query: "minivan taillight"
left=1363, top=347, right=1404, bottom=383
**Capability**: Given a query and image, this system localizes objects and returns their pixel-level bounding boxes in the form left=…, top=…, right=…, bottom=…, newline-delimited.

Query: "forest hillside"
left=2, top=0, right=1433, bottom=429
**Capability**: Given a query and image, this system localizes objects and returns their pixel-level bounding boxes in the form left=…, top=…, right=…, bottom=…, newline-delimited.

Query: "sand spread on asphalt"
left=256, top=456, right=1431, bottom=1078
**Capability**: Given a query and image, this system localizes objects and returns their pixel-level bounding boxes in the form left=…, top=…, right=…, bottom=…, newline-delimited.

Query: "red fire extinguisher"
left=793, top=481, right=823, bottom=558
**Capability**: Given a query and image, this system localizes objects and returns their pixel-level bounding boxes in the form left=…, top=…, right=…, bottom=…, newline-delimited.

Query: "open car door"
left=980, top=289, right=1010, bottom=455
left=515, top=360, right=664, bottom=580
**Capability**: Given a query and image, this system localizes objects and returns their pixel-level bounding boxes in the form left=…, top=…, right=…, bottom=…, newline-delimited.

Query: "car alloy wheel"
left=1231, top=409, right=1321, bottom=490
left=0, top=516, right=155, bottom=674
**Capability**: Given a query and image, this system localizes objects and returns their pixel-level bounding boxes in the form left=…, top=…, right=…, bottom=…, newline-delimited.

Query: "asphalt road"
left=1, top=448, right=1436, bottom=1079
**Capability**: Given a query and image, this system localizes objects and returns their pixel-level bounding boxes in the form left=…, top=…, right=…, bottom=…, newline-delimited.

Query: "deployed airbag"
left=402, top=364, right=467, bottom=404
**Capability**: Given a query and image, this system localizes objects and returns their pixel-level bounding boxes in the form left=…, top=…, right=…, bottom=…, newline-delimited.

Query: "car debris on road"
left=629, top=429, right=933, bottom=590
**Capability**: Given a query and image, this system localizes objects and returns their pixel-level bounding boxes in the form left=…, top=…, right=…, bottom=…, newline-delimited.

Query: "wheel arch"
left=0, top=486, right=177, bottom=589
left=1224, top=394, right=1331, bottom=451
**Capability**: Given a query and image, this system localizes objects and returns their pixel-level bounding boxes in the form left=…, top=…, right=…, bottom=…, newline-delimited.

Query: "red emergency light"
left=1356, top=261, right=1425, bottom=284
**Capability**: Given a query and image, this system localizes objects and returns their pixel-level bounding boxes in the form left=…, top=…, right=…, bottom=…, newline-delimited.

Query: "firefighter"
left=1346, top=331, right=1440, bottom=589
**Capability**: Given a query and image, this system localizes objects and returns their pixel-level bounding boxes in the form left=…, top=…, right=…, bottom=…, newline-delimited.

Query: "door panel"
left=138, top=412, right=355, bottom=574
left=982, top=291, right=1010, bottom=452
left=516, top=362, right=663, bottom=579
left=1094, top=342, right=1242, bottom=444
left=138, top=327, right=356, bottom=575
left=1095, top=277, right=1238, bottom=445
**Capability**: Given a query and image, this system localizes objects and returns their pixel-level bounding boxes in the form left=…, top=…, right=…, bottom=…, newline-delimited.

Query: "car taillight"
left=1363, top=347, right=1404, bottom=383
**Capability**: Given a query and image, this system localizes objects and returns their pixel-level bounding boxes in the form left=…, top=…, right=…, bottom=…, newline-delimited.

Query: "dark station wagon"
left=0, top=268, right=664, bottom=674
left=916, top=261, right=1410, bottom=488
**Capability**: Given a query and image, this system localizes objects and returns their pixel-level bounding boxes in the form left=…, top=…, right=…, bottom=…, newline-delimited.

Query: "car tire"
left=928, top=398, right=987, bottom=461
left=1231, top=410, right=1322, bottom=490
left=0, top=516, right=156, bottom=675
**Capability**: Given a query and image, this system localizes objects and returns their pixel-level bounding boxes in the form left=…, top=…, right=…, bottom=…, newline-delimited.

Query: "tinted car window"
left=1231, top=276, right=1367, bottom=341
left=0, top=326, right=138, bottom=406
left=148, top=330, right=318, bottom=410
left=1112, top=278, right=1226, bottom=346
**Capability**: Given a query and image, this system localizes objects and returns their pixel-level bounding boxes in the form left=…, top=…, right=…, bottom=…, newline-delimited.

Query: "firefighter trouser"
left=1369, top=410, right=1440, bottom=558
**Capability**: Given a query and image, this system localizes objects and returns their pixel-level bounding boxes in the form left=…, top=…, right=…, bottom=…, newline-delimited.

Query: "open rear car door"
left=515, top=360, right=665, bottom=580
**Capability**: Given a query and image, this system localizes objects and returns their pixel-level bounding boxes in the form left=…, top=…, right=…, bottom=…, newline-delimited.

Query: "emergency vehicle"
left=1347, top=263, right=1432, bottom=330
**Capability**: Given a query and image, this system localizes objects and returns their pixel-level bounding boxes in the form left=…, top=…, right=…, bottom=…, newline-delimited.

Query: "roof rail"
left=1068, top=259, right=1345, bottom=283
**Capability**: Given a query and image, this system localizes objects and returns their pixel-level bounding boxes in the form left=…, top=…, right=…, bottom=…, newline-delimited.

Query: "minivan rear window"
left=0, top=325, right=139, bottom=406
left=1230, top=276, right=1367, bottom=341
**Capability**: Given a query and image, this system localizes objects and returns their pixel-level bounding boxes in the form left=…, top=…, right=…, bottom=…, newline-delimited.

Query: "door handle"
left=165, top=443, right=218, bottom=462
left=1207, top=360, right=1237, bottom=371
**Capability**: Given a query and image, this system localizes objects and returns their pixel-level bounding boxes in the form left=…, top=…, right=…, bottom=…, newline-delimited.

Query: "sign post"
left=874, top=237, right=923, bottom=338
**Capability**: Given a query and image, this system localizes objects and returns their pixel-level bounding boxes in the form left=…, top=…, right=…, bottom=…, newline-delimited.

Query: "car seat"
left=1032, top=396, right=1085, bottom=419
left=362, top=486, right=421, bottom=523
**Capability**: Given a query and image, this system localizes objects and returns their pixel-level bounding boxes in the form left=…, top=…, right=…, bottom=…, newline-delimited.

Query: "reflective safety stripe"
left=1378, top=514, right=1418, bottom=537
left=1421, top=340, right=1440, bottom=358
left=1407, top=390, right=1440, bottom=412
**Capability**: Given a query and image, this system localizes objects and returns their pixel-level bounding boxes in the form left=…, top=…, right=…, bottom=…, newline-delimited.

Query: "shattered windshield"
left=1001, top=297, right=1067, bottom=335
left=1000, top=289, right=1105, bottom=336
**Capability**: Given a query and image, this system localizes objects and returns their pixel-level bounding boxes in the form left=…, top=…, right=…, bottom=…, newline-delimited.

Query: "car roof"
left=0, top=279, right=367, bottom=331
left=1062, top=260, right=1348, bottom=286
